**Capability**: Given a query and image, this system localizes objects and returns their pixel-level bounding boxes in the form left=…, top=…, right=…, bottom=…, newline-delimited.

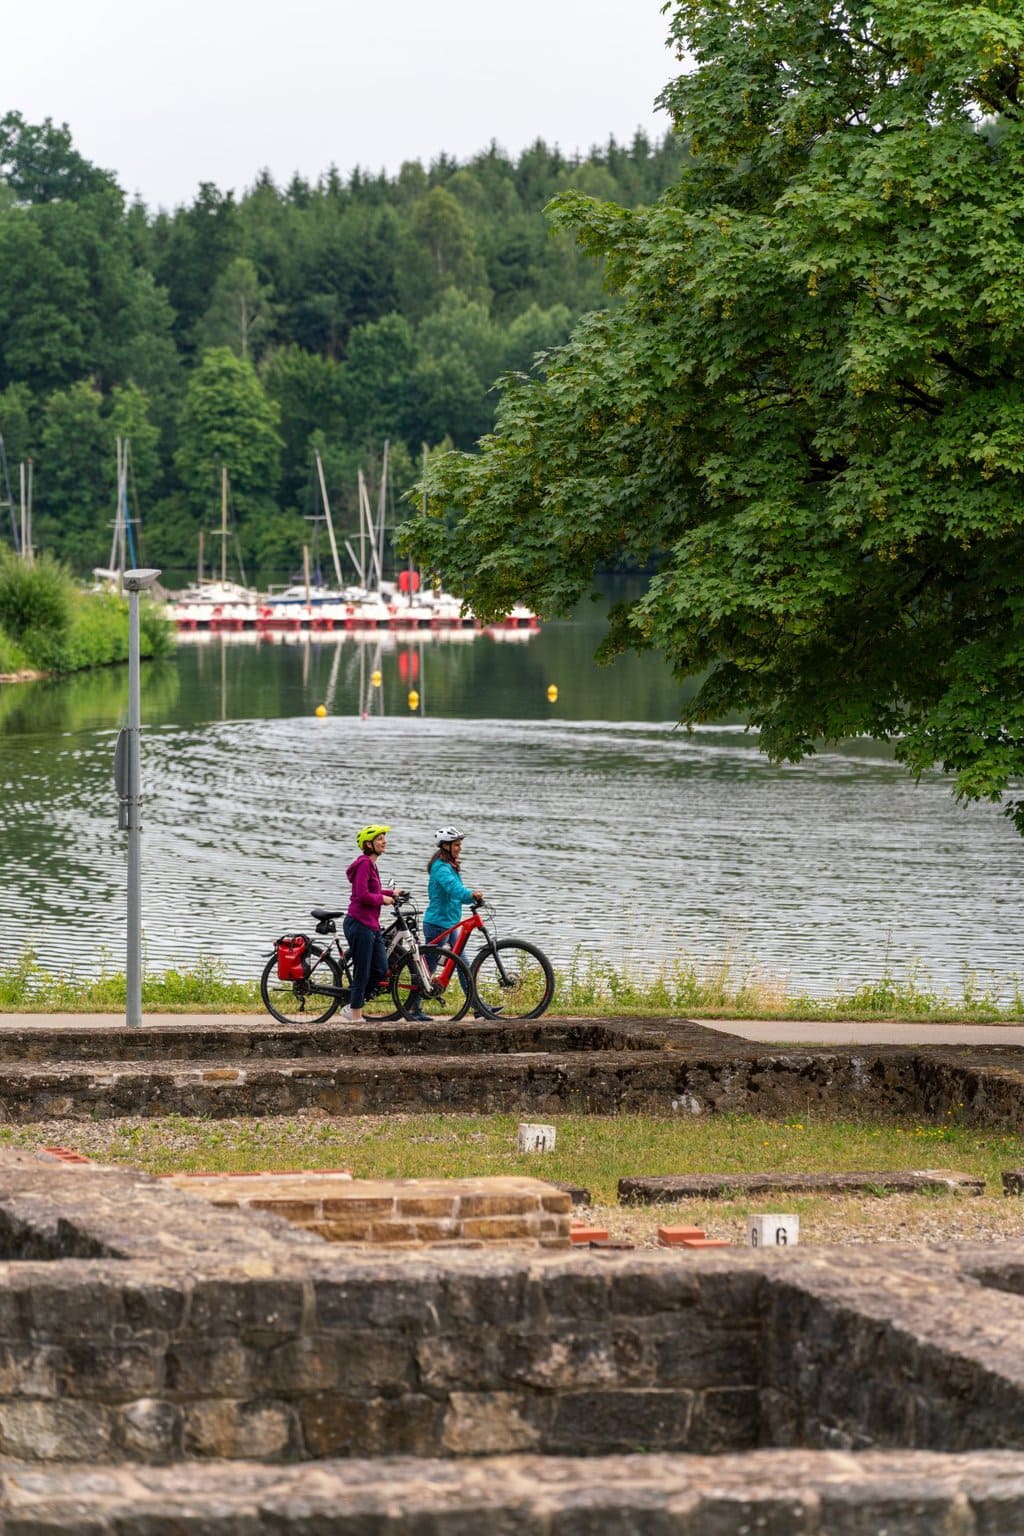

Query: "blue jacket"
left=424, top=858, right=474, bottom=934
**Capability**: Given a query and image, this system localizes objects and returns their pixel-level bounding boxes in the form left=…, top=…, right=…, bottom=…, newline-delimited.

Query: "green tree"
left=36, top=380, right=108, bottom=568
left=394, top=187, right=490, bottom=321
left=0, top=112, right=118, bottom=203
left=174, top=347, right=282, bottom=522
left=405, top=0, right=1024, bottom=831
left=194, top=255, right=276, bottom=361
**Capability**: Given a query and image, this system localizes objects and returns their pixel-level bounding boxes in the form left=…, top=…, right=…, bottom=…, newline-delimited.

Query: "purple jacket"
left=345, top=854, right=393, bottom=930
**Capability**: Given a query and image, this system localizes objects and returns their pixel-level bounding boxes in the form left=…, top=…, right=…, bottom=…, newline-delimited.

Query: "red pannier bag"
left=276, top=934, right=310, bottom=981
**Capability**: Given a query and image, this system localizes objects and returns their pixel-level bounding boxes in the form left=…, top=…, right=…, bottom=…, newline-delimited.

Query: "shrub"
left=0, top=550, right=71, bottom=643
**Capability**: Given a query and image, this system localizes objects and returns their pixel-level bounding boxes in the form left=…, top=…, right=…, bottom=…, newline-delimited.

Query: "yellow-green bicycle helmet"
left=356, top=823, right=390, bottom=851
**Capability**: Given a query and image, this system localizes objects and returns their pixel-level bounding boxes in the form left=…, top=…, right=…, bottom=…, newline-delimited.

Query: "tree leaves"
left=404, top=0, right=1024, bottom=828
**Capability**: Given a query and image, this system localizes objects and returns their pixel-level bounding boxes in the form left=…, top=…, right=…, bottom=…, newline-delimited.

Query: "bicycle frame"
left=426, top=905, right=513, bottom=979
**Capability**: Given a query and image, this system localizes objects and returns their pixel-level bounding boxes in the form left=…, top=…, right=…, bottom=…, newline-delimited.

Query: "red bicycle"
left=427, top=901, right=555, bottom=1020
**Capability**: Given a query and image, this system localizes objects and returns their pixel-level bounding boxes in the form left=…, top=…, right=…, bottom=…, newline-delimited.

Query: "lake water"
left=0, top=597, right=1020, bottom=998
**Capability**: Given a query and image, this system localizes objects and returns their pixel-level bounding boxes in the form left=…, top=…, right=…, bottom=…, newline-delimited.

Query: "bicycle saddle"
left=311, top=907, right=345, bottom=920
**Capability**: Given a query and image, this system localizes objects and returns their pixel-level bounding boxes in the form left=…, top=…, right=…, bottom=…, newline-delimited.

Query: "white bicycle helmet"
left=435, top=826, right=464, bottom=845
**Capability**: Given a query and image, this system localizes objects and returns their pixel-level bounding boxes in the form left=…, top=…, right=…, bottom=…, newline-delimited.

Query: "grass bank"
left=1, top=950, right=1022, bottom=1022
left=0, top=550, right=172, bottom=676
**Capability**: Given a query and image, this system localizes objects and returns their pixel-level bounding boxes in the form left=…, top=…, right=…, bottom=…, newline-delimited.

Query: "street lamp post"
left=117, top=568, right=161, bottom=1028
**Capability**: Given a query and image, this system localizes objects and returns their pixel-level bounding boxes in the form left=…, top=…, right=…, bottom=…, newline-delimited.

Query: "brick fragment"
left=570, top=1227, right=609, bottom=1244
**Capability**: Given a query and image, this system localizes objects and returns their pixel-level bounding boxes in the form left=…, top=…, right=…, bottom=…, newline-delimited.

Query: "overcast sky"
left=5, top=0, right=677, bottom=211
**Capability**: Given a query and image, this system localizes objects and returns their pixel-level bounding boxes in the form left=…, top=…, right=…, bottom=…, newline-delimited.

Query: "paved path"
left=700, top=1019, right=1024, bottom=1047
left=0, top=1012, right=1023, bottom=1047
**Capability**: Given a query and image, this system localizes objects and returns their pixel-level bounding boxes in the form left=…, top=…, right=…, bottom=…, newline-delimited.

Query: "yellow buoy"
left=315, top=704, right=327, bottom=718
left=408, top=689, right=420, bottom=711
left=371, top=669, right=382, bottom=688
left=547, top=684, right=559, bottom=703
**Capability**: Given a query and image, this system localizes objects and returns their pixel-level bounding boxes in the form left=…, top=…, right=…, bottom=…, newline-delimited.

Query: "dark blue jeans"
left=343, top=915, right=386, bottom=1009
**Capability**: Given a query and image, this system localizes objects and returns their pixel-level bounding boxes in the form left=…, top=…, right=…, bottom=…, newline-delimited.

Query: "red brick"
left=657, top=1226, right=706, bottom=1246
left=680, top=1237, right=731, bottom=1249
left=569, top=1226, right=609, bottom=1244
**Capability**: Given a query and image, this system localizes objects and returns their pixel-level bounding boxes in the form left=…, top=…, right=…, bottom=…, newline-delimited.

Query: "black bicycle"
left=260, top=893, right=475, bottom=1025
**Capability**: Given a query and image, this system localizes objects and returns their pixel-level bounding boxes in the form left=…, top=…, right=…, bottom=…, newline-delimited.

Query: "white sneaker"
left=337, top=1006, right=361, bottom=1023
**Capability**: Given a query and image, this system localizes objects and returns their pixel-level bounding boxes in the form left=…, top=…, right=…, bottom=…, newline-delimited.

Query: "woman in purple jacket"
left=340, top=823, right=395, bottom=1022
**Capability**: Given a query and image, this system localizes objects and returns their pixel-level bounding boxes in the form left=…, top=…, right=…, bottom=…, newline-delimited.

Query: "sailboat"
left=169, top=467, right=259, bottom=630
left=256, top=452, right=366, bottom=630
left=92, top=438, right=146, bottom=591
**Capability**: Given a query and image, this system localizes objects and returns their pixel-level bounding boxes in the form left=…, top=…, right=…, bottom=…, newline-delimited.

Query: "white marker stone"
left=517, top=1123, right=556, bottom=1153
left=747, top=1214, right=799, bottom=1248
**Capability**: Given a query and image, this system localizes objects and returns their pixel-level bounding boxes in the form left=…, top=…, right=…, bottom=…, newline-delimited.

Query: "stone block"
left=439, top=1267, right=529, bottom=1327
left=528, top=1267, right=610, bottom=1322
left=116, top=1397, right=181, bottom=1461
left=182, top=1398, right=297, bottom=1459
left=441, top=1390, right=543, bottom=1453
left=185, top=1278, right=305, bottom=1336
left=688, top=1386, right=761, bottom=1453
left=653, top=1325, right=759, bottom=1390
left=365, top=1219, right=458, bottom=1244
left=417, top=1332, right=505, bottom=1392
left=27, top=1277, right=127, bottom=1339
left=548, top=1389, right=697, bottom=1453
left=320, top=1195, right=394, bottom=1217
left=460, top=1216, right=537, bottom=1241
left=395, top=1194, right=459, bottom=1218
left=300, top=1392, right=442, bottom=1457
left=246, top=1199, right=320, bottom=1222
left=314, top=1272, right=442, bottom=1331
left=0, top=1398, right=113, bottom=1461
left=62, top=1341, right=165, bottom=1402
left=0, top=1342, right=66, bottom=1398
left=458, top=1191, right=538, bottom=1217
left=307, top=1219, right=373, bottom=1242
left=165, top=1338, right=252, bottom=1398
left=607, top=1266, right=703, bottom=1317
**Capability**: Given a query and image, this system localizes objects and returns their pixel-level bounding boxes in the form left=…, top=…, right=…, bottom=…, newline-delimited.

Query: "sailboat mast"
left=314, top=452, right=345, bottom=591
left=220, top=466, right=228, bottom=586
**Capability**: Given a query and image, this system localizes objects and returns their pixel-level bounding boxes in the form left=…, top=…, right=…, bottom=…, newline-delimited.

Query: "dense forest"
left=0, top=112, right=685, bottom=584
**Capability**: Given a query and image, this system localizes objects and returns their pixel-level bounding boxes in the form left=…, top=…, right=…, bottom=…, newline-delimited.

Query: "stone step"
left=0, top=1017, right=668, bottom=1062
left=5, top=1450, right=1023, bottom=1532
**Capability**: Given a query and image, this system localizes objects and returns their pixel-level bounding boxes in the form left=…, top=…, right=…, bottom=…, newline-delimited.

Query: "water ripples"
left=0, top=713, right=1020, bottom=998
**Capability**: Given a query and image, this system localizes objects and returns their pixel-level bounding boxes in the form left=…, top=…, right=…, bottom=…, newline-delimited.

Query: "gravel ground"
left=583, top=1198, right=1024, bottom=1248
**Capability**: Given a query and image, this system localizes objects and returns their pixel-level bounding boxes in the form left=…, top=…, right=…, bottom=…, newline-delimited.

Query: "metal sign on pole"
left=115, top=568, right=161, bottom=1028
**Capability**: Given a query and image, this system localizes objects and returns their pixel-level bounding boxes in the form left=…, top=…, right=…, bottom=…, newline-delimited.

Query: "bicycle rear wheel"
left=260, top=944, right=343, bottom=1025
left=392, top=945, right=473, bottom=1022
left=470, top=939, right=555, bottom=1020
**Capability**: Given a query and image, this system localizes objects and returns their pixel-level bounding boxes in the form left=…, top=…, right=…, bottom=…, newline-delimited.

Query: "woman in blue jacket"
left=423, top=826, right=483, bottom=953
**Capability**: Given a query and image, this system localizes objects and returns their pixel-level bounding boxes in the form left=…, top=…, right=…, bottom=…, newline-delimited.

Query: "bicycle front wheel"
left=392, top=945, right=473, bottom=1023
left=260, top=944, right=343, bottom=1026
left=470, top=939, right=555, bottom=1020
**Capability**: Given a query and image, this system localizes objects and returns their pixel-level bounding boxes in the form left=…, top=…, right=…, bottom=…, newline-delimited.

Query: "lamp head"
left=122, top=568, right=162, bottom=592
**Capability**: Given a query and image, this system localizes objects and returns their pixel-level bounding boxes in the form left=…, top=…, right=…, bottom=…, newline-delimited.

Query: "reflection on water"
left=0, top=612, right=1019, bottom=995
